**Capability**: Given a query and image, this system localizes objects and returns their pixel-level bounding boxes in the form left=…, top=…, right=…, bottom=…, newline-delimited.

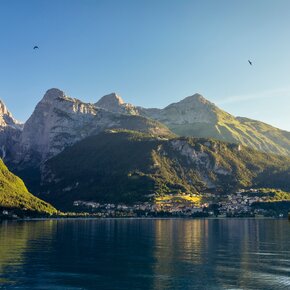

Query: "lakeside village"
left=72, top=189, right=290, bottom=218
left=1, top=189, right=289, bottom=220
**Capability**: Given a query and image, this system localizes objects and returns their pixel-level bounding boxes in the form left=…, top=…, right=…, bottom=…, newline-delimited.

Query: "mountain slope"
left=0, top=159, right=57, bottom=215
left=96, top=92, right=290, bottom=156
left=138, top=94, right=290, bottom=156
left=36, top=130, right=290, bottom=210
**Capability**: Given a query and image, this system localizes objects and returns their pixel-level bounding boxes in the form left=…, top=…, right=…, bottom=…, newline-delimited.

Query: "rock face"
left=139, top=93, right=219, bottom=124
left=95, top=93, right=139, bottom=115
left=8, top=89, right=173, bottom=167
left=2, top=88, right=290, bottom=171
left=0, top=100, right=23, bottom=162
left=0, top=100, right=22, bottom=129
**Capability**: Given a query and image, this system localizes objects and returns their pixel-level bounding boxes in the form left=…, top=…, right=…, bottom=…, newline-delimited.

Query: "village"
left=1, top=189, right=287, bottom=220
left=72, top=189, right=287, bottom=218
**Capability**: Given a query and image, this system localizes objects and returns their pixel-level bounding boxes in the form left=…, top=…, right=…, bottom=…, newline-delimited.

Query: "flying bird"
left=248, top=60, right=252, bottom=66
left=33, top=46, right=39, bottom=50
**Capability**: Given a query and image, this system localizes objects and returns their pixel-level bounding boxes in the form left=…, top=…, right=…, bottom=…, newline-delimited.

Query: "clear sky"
left=0, top=0, right=290, bottom=130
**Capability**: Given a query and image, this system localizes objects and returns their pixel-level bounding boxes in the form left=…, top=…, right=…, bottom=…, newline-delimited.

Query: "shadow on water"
left=0, top=219, right=289, bottom=289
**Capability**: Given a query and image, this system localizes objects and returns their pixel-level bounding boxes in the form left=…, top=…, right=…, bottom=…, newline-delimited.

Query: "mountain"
left=0, top=100, right=23, bottom=129
left=0, top=100, right=23, bottom=163
left=135, top=94, right=290, bottom=156
left=0, top=159, right=56, bottom=216
left=95, top=93, right=139, bottom=115
left=3, top=89, right=290, bottom=171
left=96, top=92, right=290, bottom=156
left=1, top=88, right=289, bottom=211
left=36, top=130, right=290, bottom=210
left=7, top=89, right=173, bottom=167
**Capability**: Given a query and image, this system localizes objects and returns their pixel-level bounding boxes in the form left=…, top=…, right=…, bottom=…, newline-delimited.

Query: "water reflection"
left=0, top=219, right=289, bottom=289
left=0, top=220, right=54, bottom=286
left=152, top=219, right=290, bottom=289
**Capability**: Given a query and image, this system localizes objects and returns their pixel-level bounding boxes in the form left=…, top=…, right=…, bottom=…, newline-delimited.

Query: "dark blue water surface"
left=0, top=218, right=289, bottom=290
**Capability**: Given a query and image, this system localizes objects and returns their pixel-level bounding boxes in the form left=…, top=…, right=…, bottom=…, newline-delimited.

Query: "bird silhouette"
left=33, top=46, right=39, bottom=50
left=248, top=60, right=252, bottom=65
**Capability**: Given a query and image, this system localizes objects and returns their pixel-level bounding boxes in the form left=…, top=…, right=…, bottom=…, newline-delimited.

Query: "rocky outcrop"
left=0, top=100, right=23, bottom=129
left=95, top=92, right=139, bottom=115
left=0, top=100, right=23, bottom=162
left=139, top=94, right=219, bottom=124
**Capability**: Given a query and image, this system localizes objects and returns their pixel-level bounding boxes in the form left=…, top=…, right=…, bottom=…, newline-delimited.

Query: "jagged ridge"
left=6, top=89, right=173, bottom=167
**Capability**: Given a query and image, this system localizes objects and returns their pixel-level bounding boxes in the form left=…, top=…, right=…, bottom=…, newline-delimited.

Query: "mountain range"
left=98, top=93, right=290, bottom=156
left=0, top=88, right=289, bottom=211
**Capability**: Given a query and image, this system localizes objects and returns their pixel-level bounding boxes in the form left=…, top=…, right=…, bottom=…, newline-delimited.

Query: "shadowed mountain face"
left=36, top=130, right=290, bottom=210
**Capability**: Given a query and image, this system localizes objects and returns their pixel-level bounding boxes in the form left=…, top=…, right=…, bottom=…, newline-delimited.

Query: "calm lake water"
left=0, top=218, right=289, bottom=290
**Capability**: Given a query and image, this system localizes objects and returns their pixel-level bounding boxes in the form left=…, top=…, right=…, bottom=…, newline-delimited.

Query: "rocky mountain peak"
left=170, top=93, right=214, bottom=107
left=0, top=99, right=22, bottom=128
left=40, top=88, right=66, bottom=104
left=95, top=93, right=125, bottom=112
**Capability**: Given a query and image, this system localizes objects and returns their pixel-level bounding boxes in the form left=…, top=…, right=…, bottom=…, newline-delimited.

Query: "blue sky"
left=0, top=0, right=290, bottom=130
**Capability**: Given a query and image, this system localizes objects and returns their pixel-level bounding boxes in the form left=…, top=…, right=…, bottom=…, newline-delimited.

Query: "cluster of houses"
left=73, top=200, right=205, bottom=217
left=217, top=192, right=269, bottom=215
left=73, top=188, right=286, bottom=218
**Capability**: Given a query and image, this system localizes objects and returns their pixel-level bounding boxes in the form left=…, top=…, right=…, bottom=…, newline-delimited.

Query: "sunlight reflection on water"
left=0, top=218, right=289, bottom=290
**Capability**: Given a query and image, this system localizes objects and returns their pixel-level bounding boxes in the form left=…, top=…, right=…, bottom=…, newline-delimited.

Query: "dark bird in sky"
left=33, top=46, right=39, bottom=50
left=248, top=60, right=252, bottom=65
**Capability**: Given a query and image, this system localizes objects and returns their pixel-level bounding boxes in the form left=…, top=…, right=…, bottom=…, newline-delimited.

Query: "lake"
left=0, top=218, right=289, bottom=289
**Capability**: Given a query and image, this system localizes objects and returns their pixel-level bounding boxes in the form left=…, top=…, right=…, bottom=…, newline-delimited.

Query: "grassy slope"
left=166, top=106, right=290, bottom=156
left=38, top=130, right=290, bottom=210
left=0, top=159, right=57, bottom=215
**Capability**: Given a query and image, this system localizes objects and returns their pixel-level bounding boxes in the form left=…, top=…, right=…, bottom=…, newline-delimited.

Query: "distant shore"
left=1, top=215, right=286, bottom=222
